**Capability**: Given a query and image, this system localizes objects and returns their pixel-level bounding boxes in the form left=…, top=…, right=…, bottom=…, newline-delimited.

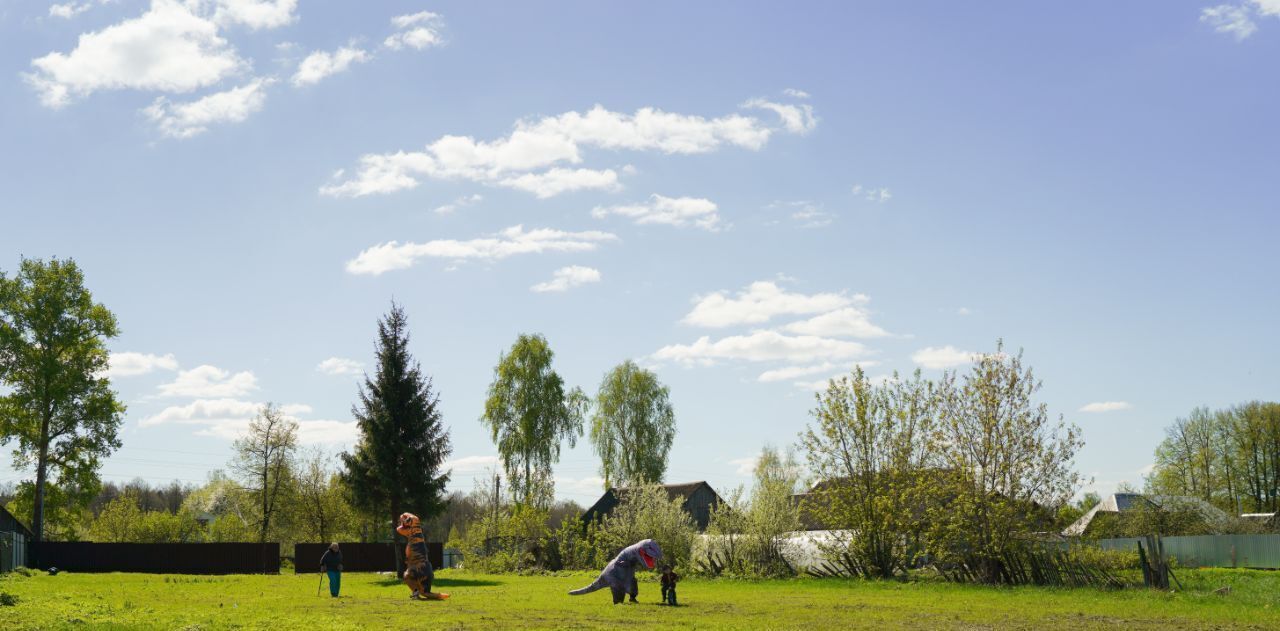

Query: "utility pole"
left=493, top=474, right=501, bottom=522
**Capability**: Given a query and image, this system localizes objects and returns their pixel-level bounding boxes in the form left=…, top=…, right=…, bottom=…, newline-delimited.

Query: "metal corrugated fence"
left=0, top=531, right=26, bottom=572
left=1097, top=535, right=1280, bottom=569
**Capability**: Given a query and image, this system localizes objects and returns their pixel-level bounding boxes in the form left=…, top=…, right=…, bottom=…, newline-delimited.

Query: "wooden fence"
left=27, top=542, right=279, bottom=574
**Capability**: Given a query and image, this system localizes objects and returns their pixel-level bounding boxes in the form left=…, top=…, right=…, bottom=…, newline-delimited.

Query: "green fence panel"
left=1096, top=534, right=1280, bottom=569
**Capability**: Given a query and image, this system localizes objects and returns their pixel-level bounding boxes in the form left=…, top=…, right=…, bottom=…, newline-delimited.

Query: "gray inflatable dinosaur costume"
left=568, top=539, right=663, bottom=604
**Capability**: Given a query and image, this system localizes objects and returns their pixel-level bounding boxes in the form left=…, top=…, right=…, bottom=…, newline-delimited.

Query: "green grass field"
left=2, top=568, right=1278, bottom=630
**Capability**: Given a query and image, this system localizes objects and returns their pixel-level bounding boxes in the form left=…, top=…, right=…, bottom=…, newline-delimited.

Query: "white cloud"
left=321, top=101, right=801, bottom=198
left=1256, top=0, right=1280, bottom=15
left=531, top=265, right=602, bottom=293
left=789, top=202, right=833, bottom=228
left=385, top=11, right=443, bottom=50
left=730, top=456, right=758, bottom=476
left=782, top=307, right=890, bottom=339
left=291, top=46, right=370, bottom=87
left=653, top=330, right=867, bottom=366
left=554, top=474, right=606, bottom=498
left=956, top=307, right=972, bottom=316
left=911, top=346, right=975, bottom=370
left=346, top=225, right=618, bottom=275
left=140, top=397, right=356, bottom=444
left=851, top=184, right=892, bottom=203
left=1202, top=4, right=1258, bottom=40
left=200, top=0, right=298, bottom=30
left=433, top=193, right=483, bottom=215
left=742, top=98, right=817, bottom=134
left=143, top=76, right=272, bottom=138
left=756, top=362, right=839, bottom=383
left=1079, top=401, right=1133, bottom=413
left=782, top=88, right=810, bottom=99
left=445, top=455, right=499, bottom=475
left=592, top=194, right=721, bottom=230
left=683, top=281, right=859, bottom=328
left=497, top=167, right=620, bottom=198
left=26, top=0, right=246, bottom=108
left=316, top=357, right=363, bottom=376
left=157, top=364, right=258, bottom=397
left=106, top=352, right=179, bottom=378
left=49, top=0, right=111, bottom=19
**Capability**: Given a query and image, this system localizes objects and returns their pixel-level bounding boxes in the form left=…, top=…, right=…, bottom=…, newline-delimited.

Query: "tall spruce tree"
left=340, top=303, right=451, bottom=570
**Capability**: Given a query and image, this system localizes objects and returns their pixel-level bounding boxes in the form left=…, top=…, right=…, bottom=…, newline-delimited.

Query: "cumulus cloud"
left=384, top=10, right=443, bottom=50
left=26, top=0, right=246, bottom=108
left=346, top=225, right=618, bottom=275
left=682, top=281, right=859, bottom=328
left=756, top=362, right=840, bottom=383
left=911, top=346, right=975, bottom=370
left=1202, top=3, right=1258, bottom=39
left=316, top=357, right=363, bottom=376
left=140, top=397, right=356, bottom=444
left=200, top=0, right=298, bottom=30
left=781, top=307, right=890, bottom=339
left=653, top=330, right=867, bottom=366
left=49, top=0, right=111, bottom=19
left=291, top=46, right=370, bottom=87
left=444, top=455, right=499, bottom=475
left=782, top=88, right=810, bottom=99
left=433, top=193, right=483, bottom=215
left=143, top=76, right=272, bottom=138
left=730, top=456, right=759, bottom=476
left=531, top=265, right=601, bottom=293
left=321, top=100, right=804, bottom=198
left=157, top=364, right=258, bottom=397
left=592, top=195, right=721, bottom=230
left=497, top=167, right=620, bottom=198
left=741, top=98, right=817, bottom=134
left=106, top=352, right=179, bottom=379
left=1079, top=401, right=1133, bottom=413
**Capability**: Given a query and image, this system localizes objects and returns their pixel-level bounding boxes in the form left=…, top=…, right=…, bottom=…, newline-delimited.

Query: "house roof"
left=1063, top=493, right=1230, bottom=536
left=0, top=503, right=33, bottom=539
left=583, top=481, right=721, bottom=518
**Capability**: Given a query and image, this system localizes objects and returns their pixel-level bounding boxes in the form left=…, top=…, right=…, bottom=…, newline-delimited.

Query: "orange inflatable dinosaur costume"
left=396, top=512, right=448, bottom=601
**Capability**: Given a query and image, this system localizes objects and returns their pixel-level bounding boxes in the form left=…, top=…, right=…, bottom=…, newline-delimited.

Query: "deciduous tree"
left=0, top=257, right=125, bottom=541
left=589, top=360, right=676, bottom=487
left=481, top=334, right=587, bottom=508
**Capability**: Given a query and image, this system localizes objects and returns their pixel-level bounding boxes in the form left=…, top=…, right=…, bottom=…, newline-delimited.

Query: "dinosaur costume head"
left=633, top=539, right=661, bottom=570
left=396, top=512, right=421, bottom=537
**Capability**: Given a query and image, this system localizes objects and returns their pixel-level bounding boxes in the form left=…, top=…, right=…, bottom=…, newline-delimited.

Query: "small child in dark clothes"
left=659, top=565, right=679, bottom=606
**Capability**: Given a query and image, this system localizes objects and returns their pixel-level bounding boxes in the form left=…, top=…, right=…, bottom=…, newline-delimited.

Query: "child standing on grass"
left=660, top=564, right=679, bottom=606
left=320, top=542, right=343, bottom=597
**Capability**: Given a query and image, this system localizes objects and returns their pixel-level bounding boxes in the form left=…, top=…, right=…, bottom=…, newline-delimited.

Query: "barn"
left=581, top=481, right=723, bottom=532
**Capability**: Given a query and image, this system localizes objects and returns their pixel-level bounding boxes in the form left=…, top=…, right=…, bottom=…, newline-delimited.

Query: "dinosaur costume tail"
left=568, top=578, right=607, bottom=595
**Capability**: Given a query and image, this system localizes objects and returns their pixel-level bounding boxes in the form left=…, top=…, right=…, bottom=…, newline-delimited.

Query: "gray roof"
left=1063, top=493, right=1230, bottom=536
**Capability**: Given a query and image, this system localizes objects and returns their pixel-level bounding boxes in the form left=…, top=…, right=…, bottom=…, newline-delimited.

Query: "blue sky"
left=1, top=0, right=1278, bottom=506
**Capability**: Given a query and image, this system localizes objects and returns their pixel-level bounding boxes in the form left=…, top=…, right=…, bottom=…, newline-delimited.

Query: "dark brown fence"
left=27, top=542, right=280, bottom=574
left=294, top=542, right=443, bottom=573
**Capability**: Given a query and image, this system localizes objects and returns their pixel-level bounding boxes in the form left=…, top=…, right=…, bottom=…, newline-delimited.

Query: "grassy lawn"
left=2, top=568, right=1278, bottom=630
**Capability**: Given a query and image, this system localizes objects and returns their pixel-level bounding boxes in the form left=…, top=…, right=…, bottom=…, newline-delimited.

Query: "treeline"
left=1146, top=402, right=1280, bottom=514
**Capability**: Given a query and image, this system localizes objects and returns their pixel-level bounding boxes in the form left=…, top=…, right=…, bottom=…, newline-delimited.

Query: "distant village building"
left=1063, top=492, right=1230, bottom=537
left=581, top=481, right=723, bottom=532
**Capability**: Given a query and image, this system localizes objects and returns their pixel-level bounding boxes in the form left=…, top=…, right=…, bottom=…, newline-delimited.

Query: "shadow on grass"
left=372, top=576, right=504, bottom=588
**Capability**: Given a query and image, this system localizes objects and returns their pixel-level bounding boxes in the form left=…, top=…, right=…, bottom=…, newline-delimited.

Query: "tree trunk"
left=33, top=457, right=47, bottom=543
left=391, top=507, right=404, bottom=576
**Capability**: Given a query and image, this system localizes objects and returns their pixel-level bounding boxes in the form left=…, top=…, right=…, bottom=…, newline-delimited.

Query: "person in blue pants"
left=319, top=542, right=343, bottom=597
